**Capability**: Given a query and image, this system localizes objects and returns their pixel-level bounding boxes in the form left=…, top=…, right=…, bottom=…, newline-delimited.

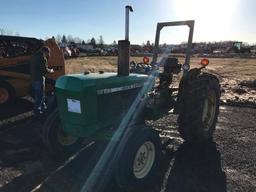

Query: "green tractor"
left=42, top=7, right=220, bottom=192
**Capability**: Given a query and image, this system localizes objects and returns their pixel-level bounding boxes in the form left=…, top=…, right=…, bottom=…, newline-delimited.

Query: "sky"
left=0, top=0, right=255, bottom=45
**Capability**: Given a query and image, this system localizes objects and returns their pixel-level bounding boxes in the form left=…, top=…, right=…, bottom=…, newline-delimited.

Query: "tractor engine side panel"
left=55, top=73, right=148, bottom=138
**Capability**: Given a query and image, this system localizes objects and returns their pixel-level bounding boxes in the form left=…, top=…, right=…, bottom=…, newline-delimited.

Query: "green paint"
left=55, top=72, right=148, bottom=138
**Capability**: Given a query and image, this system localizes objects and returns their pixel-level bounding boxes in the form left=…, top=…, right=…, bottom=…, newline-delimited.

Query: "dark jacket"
left=30, top=51, right=50, bottom=81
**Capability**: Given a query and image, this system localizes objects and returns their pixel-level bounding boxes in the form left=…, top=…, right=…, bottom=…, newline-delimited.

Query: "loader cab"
left=0, top=35, right=65, bottom=106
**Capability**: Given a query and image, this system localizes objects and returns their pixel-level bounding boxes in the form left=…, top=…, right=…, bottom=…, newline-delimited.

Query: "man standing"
left=30, top=46, right=54, bottom=115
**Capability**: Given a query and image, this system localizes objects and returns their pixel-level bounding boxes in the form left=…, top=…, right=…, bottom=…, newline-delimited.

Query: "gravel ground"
left=153, top=105, right=256, bottom=192
left=215, top=106, right=256, bottom=192
left=0, top=105, right=255, bottom=192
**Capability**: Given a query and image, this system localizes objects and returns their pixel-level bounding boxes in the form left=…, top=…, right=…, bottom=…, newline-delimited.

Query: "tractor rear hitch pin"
left=125, top=5, right=133, bottom=41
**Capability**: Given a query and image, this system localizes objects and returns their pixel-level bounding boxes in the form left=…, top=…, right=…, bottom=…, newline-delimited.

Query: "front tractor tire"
left=0, top=81, right=15, bottom=106
left=115, top=126, right=161, bottom=192
left=42, top=109, right=84, bottom=160
left=178, top=73, right=220, bottom=143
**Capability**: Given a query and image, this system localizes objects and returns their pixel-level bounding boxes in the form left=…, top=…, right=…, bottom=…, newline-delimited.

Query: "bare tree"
left=62, top=35, right=67, bottom=44
left=0, top=28, right=5, bottom=35
left=100, top=35, right=104, bottom=44
left=146, top=40, right=151, bottom=47
left=0, top=28, right=19, bottom=36
left=73, top=37, right=82, bottom=44
left=90, top=37, right=96, bottom=48
left=67, top=35, right=74, bottom=43
left=6, top=30, right=13, bottom=36
left=98, top=35, right=104, bottom=48
left=56, top=34, right=62, bottom=43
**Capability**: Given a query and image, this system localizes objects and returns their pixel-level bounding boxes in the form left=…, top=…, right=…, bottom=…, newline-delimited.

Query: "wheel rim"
left=57, top=125, right=78, bottom=146
left=0, top=88, right=9, bottom=104
left=202, top=89, right=217, bottom=130
left=133, top=141, right=155, bottom=179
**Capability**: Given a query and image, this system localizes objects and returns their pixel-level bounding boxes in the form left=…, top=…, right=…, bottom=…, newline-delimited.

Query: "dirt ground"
left=0, top=56, right=255, bottom=192
left=66, top=56, right=256, bottom=107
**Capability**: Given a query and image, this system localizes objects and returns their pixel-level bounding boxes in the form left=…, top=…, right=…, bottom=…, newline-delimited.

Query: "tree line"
left=54, top=34, right=118, bottom=48
left=0, top=28, right=20, bottom=36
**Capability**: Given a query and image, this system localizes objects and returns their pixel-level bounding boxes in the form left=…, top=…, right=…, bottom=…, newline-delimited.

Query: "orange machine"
left=0, top=36, right=65, bottom=106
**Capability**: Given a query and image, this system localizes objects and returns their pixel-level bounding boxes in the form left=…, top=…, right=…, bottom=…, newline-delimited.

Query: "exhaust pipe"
left=118, top=5, right=133, bottom=76
left=125, top=5, right=133, bottom=41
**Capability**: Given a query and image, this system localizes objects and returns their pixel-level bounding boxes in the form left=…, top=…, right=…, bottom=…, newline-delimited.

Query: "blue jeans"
left=32, top=78, right=45, bottom=114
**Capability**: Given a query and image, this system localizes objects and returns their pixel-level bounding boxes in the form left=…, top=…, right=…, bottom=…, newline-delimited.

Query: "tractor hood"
left=56, top=72, right=148, bottom=91
left=55, top=72, right=148, bottom=137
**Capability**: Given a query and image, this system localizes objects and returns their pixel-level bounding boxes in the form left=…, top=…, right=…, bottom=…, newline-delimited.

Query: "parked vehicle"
left=60, top=46, right=72, bottom=59
left=0, top=36, right=65, bottom=106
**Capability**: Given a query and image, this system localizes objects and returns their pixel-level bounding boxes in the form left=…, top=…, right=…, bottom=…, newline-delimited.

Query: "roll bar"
left=152, top=20, right=194, bottom=73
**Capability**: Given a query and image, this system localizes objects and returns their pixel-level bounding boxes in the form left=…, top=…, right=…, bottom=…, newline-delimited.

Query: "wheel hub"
left=202, top=89, right=216, bottom=130
left=133, top=141, right=155, bottom=179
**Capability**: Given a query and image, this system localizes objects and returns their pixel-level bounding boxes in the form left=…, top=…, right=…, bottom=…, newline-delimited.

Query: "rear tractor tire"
left=178, top=73, right=220, bottom=143
left=42, top=109, right=84, bottom=160
left=115, top=126, right=161, bottom=192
